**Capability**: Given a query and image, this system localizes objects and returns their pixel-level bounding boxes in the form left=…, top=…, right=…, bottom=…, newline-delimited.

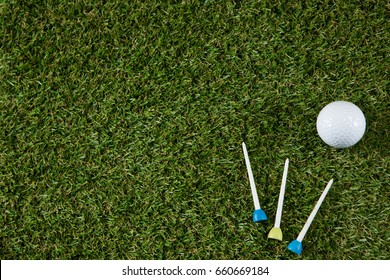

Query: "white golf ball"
left=316, top=101, right=366, bottom=148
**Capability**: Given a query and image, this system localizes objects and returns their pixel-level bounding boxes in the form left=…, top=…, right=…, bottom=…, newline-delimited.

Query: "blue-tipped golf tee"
left=253, top=209, right=268, bottom=222
left=242, top=142, right=267, bottom=222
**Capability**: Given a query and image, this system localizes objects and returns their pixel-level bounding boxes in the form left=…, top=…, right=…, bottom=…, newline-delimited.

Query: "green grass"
left=0, top=0, right=389, bottom=260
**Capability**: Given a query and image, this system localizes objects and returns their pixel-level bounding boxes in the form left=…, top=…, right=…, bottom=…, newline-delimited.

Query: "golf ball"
left=316, top=101, right=366, bottom=148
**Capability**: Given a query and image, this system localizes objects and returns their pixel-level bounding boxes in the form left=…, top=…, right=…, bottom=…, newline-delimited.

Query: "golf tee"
left=242, top=142, right=261, bottom=210
left=296, top=179, right=334, bottom=242
left=274, top=158, right=289, bottom=228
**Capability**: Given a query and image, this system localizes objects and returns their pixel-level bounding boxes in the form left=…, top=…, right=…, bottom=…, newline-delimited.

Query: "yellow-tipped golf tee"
left=268, top=158, right=289, bottom=241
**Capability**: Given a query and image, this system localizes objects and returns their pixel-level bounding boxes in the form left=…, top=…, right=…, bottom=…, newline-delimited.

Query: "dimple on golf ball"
left=316, top=101, right=366, bottom=148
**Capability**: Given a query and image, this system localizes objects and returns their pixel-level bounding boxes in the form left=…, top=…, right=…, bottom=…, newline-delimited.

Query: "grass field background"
left=1, top=0, right=389, bottom=260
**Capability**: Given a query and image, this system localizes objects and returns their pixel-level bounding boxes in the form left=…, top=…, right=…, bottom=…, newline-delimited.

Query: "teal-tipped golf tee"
left=288, top=240, right=303, bottom=255
left=287, top=179, right=334, bottom=255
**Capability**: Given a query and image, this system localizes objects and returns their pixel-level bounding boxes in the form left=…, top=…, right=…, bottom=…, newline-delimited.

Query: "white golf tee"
left=297, top=179, right=334, bottom=242
left=242, top=142, right=261, bottom=210
left=274, top=158, right=289, bottom=228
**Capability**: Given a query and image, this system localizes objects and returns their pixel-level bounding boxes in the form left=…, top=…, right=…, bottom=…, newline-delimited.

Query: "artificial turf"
left=0, top=0, right=389, bottom=260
